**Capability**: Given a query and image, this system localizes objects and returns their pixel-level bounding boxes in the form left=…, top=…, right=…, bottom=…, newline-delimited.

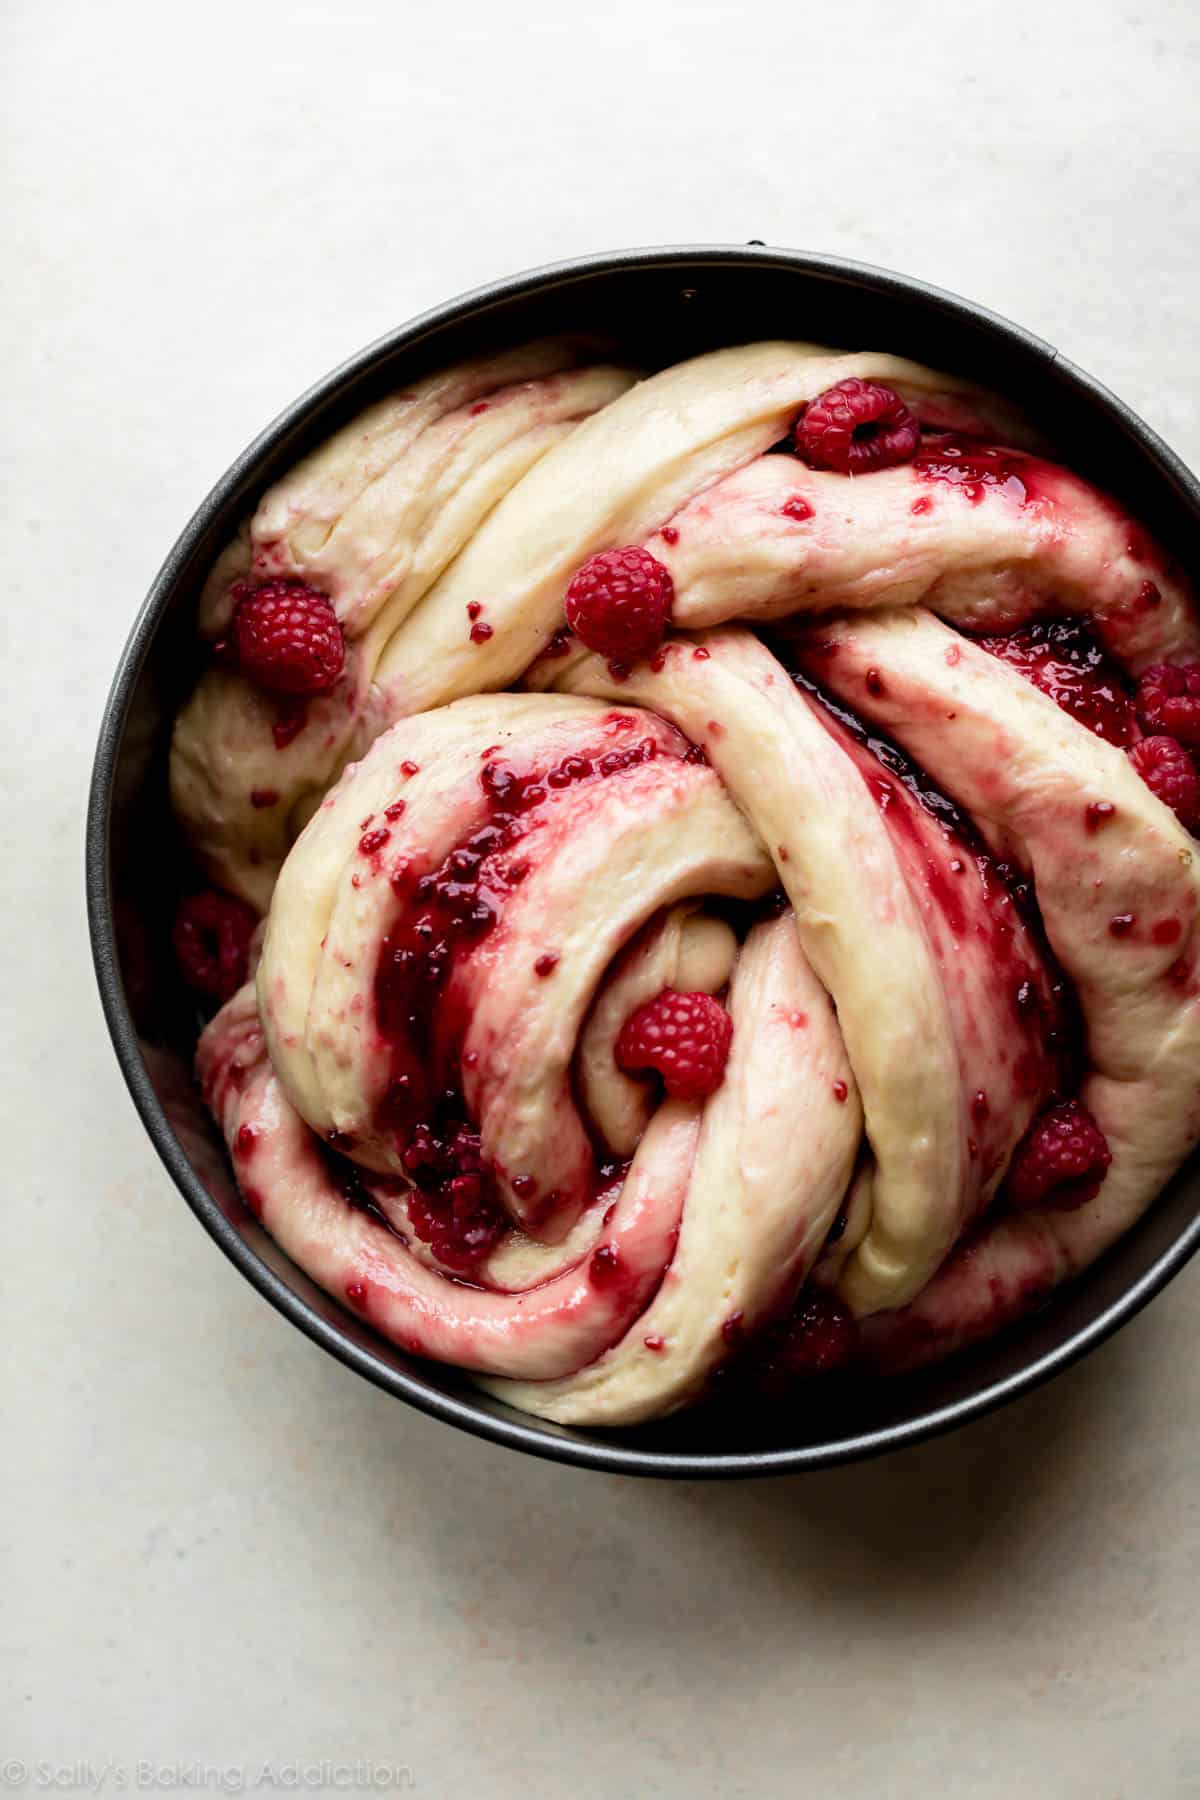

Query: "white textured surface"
left=6, top=0, right=1200, bottom=1792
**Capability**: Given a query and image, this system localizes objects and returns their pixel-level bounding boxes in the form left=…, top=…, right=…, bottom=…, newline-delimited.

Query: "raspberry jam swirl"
left=180, top=339, right=1200, bottom=1424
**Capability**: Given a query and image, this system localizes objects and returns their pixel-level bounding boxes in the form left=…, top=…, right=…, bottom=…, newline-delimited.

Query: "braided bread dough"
left=180, top=337, right=1200, bottom=1423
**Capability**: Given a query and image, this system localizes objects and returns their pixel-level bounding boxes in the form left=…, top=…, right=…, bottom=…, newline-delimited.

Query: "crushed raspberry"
left=615, top=989, right=733, bottom=1101
left=1127, top=735, right=1200, bottom=832
left=1006, top=1100, right=1112, bottom=1211
left=232, top=580, right=344, bottom=696
left=589, top=1244, right=622, bottom=1286
left=539, top=625, right=575, bottom=660
left=977, top=619, right=1135, bottom=746
left=913, top=436, right=1031, bottom=505
left=794, top=378, right=920, bottom=475
left=173, top=890, right=257, bottom=1001
left=564, top=547, right=673, bottom=663
left=271, top=699, right=308, bottom=749
left=1135, top=663, right=1200, bottom=747
left=731, top=1291, right=857, bottom=1397
left=401, top=1113, right=507, bottom=1270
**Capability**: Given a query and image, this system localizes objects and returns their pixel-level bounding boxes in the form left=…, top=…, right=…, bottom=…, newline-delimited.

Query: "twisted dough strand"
left=533, top=627, right=1064, bottom=1314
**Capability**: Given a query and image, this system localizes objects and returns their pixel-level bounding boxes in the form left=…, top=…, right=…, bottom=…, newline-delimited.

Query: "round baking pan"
left=87, top=245, right=1200, bottom=1477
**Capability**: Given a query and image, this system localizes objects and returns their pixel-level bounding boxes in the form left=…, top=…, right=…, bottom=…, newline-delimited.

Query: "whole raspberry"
left=1135, top=661, right=1200, bottom=747
left=232, top=580, right=344, bottom=696
left=732, top=1291, right=857, bottom=1398
left=615, top=988, right=733, bottom=1101
left=564, top=547, right=673, bottom=663
left=173, top=890, right=257, bottom=1002
left=1006, top=1100, right=1111, bottom=1211
left=1127, top=735, right=1200, bottom=832
left=794, top=378, right=920, bottom=475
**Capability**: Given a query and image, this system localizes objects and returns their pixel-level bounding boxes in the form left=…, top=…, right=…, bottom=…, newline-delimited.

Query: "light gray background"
left=6, top=0, right=1200, bottom=1794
